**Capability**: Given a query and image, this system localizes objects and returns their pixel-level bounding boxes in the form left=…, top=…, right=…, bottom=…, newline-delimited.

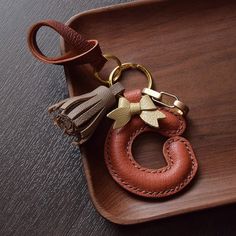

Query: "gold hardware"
left=142, top=88, right=189, bottom=115
left=94, top=55, right=188, bottom=116
left=173, top=100, right=189, bottom=115
left=153, top=91, right=179, bottom=108
left=93, top=54, right=122, bottom=86
left=107, top=95, right=165, bottom=129
left=109, top=63, right=153, bottom=89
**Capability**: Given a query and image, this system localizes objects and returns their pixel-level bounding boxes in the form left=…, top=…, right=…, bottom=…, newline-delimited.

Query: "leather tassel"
left=48, top=83, right=124, bottom=144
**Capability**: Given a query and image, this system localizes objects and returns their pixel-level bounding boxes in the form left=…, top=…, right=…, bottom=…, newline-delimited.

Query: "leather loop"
left=27, top=19, right=107, bottom=70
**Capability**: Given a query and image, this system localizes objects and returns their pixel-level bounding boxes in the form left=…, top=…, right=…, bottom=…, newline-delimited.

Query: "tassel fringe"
left=48, top=83, right=124, bottom=144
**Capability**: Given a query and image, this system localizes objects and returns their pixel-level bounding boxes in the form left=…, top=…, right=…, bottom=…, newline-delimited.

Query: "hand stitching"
left=105, top=128, right=196, bottom=197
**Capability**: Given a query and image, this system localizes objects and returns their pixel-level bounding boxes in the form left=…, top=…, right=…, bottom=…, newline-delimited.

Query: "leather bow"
left=107, top=95, right=166, bottom=129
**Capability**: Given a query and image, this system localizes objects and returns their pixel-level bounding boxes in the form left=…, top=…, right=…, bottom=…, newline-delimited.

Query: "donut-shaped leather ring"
left=104, top=90, right=198, bottom=198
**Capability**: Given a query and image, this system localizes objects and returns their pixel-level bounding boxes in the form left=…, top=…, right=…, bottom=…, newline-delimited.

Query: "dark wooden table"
left=0, top=0, right=235, bottom=235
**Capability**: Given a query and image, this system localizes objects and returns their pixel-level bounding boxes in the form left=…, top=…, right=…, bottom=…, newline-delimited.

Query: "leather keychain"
left=27, top=19, right=198, bottom=198
left=104, top=64, right=198, bottom=198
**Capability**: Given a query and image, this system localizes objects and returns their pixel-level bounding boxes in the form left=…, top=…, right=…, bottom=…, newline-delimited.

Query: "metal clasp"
left=142, top=88, right=189, bottom=116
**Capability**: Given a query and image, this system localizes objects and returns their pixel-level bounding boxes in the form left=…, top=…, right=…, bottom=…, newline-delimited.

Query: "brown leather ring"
left=27, top=20, right=107, bottom=70
left=104, top=90, right=198, bottom=198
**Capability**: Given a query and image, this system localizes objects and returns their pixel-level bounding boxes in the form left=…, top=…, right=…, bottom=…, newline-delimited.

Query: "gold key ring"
left=93, top=54, right=122, bottom=86
left=109, top=62, right=153, bottom=89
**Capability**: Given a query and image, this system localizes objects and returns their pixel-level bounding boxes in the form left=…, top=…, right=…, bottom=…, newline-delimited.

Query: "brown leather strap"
left=27, top=19, right=107, bottom=71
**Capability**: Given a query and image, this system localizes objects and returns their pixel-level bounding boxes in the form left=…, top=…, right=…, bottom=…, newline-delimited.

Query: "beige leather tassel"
left=48, top=83, right=124, bottom=144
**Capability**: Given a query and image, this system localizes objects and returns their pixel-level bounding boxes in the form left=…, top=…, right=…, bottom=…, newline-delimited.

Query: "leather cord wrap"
left=27, top=19, right=107, bottom=71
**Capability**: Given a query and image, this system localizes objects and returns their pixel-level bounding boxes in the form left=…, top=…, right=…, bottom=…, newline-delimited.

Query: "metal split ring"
left=93, top=54, right=122, bottom=86
left=109, top=62, right=153, bottom=89
left=94, top=55, right=153, bottom=88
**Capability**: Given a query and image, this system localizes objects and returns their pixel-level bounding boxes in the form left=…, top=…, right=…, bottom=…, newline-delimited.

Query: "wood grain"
left=0, top=0, right=235, bottom=234
left=62, top=0, right=236, bottom=225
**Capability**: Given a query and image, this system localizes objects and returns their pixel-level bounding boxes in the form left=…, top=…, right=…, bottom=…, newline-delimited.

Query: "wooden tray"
left=60, top=0, right=236, bottom=224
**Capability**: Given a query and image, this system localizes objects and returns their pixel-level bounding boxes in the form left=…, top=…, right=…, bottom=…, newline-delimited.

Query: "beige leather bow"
left=107, top=95, right=166, bottom=129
